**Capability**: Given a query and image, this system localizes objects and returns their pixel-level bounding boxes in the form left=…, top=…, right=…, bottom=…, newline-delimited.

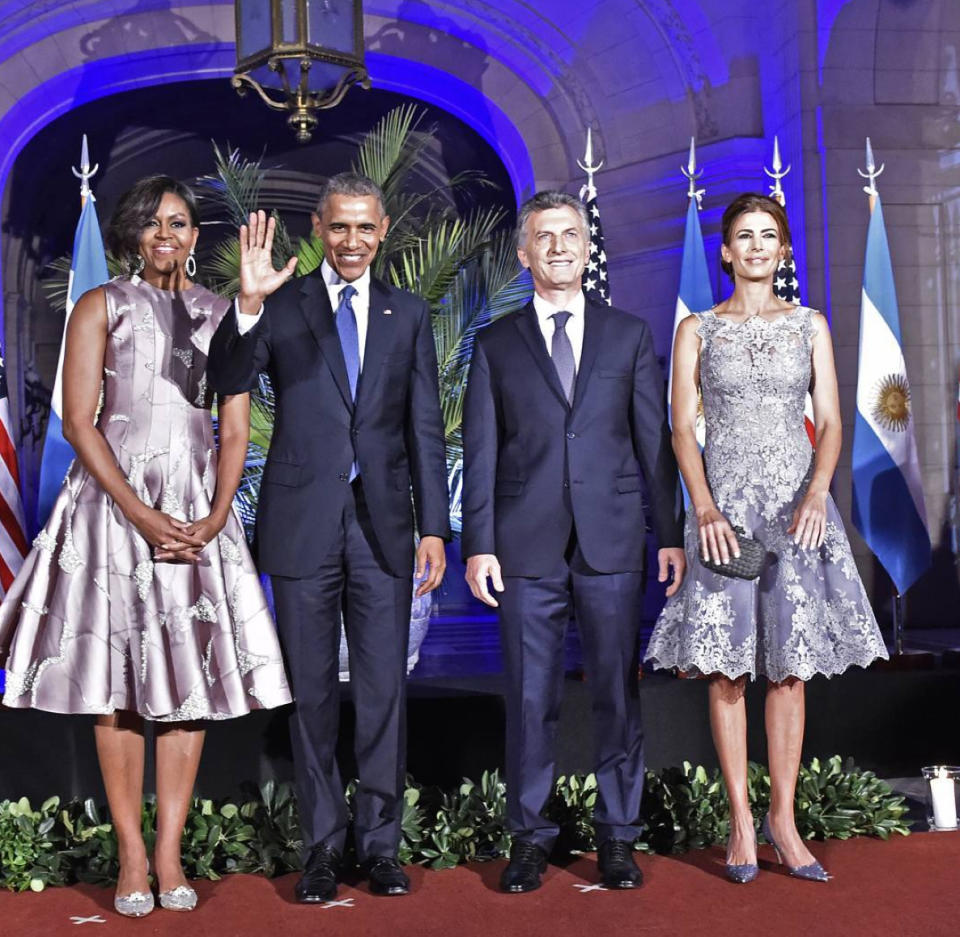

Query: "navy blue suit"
left=462, top=296, right=683, bottom=848
left=208, top=271, right=450, bottom=861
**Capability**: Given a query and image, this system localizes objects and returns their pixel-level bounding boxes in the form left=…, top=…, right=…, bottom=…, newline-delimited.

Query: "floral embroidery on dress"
left=646, top=308, right=887, bottom=681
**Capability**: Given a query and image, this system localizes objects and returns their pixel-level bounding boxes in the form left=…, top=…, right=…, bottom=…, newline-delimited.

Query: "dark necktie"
left=550, top=311, right=576, bottom=404
left=335, top=284, right=360, bottom=480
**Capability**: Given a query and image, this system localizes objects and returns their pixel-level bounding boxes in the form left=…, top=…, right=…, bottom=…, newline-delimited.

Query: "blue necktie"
left=335, top=284, right=360, bottom=480
left=550, top=311, right=576, bottom=404
left=335, top=284, right=360, bottom=401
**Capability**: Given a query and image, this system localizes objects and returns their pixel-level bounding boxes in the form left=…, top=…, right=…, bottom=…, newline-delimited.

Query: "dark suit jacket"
left=461, top=297, right=683, bottom=577
left=207, top=272, right=451, bottom=579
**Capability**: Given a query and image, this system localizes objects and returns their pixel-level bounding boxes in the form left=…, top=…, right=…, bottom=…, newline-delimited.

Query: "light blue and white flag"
left=668, top=196, right=714, bottom=438
left=36, top=194, right=109, bottom=530
left=851, top=196, right=930, bottom=594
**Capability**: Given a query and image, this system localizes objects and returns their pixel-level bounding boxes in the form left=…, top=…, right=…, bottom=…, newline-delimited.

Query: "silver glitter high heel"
left=158, top=883, right=198, bottom=911
left=114, top=861, right=154, bottom=917
left=114, top=889, right=155, bottom=917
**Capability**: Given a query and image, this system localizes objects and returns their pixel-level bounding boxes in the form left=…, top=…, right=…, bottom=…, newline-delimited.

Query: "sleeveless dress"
left=645, top=307, right=888, bottom=681
left=0, top=277, right=291, bottom=720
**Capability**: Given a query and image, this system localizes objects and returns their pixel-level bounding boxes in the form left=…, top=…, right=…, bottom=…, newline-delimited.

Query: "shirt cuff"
left=235, top=298, right=264, bottom=335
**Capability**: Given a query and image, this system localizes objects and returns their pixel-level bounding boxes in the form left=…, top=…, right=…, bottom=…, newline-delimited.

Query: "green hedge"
left=0, top=755, right=909, bottom=892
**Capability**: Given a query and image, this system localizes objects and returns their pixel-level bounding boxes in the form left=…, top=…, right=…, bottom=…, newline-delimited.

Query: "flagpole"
left=854, top=137, right=933, bottom=665
left=578, top=128, right=611, bottom=306
left=71, top=134, right=99, bottom=207
left=857, top=137, right=904, bottom=655
left=670, top=138, right=712, bottom=456
left=36, top=136, right=109, bottom=531
left=857, top=136, right=884, bottom=213
left=577, top=126, right=603, bottom=201
left=681, top=137, right=705, bottom=209
left=764, top=135, right=791, bottom=207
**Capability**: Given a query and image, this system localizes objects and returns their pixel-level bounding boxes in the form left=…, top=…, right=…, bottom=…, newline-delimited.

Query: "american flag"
left=0, top=355, right=28, bottom=594
left=774, top=255, right=801, bottom=304
left=773, top=243, right=815, bottom=446
left=581, top=191, right=610, bottom=305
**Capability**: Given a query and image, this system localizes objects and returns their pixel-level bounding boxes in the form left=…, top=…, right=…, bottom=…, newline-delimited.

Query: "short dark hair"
left=720, top=193, right=792, bottom=280
left=106, top=175, right=199, bottom=269
left=315, top=172, right=386, bottom=216
left=517, top=190, right=589, bottom=246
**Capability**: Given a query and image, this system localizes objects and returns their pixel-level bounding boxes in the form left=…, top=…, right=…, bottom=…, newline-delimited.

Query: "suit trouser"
left=271, top=481, right=412, bottom=862
left=498, top=538, right=645, bottom=851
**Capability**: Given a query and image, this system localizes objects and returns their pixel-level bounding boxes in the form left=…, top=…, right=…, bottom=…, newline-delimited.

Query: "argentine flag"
left=35, top=195, right=109, bottom=530
left=851, top=197, right=930, bottom=594
left=668, top=197, right=714, bottom=438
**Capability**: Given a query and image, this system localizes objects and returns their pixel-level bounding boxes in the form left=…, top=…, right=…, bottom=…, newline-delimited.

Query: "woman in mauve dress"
left=0, top=176, right=291, bottom=916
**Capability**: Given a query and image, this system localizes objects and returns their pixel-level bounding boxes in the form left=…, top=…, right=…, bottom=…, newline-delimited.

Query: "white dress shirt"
left=235, top=260, right=372, bottom=368
left=532, top=290, right=585, bottom=370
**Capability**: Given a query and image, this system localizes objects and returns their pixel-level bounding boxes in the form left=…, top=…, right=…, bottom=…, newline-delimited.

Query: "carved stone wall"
left=0, top=0, right=957, bottom=619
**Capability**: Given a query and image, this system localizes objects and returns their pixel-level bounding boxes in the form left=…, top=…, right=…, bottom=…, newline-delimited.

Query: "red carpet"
left=2, top=833, right=958, bottom=936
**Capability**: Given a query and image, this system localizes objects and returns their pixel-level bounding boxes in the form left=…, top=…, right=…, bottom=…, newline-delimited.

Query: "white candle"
left=930, top=768, right=957, bottom=829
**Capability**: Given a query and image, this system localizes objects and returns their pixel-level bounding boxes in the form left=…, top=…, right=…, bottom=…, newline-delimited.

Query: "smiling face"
left=136, top=191, right=199, bottom=284
left=312, top=194, right=390, bottom=282
left=517, top=206, right=589, bottom=294
left=137, top=192, right=200, bottom=284
left=720, top=210, right=787, bottom=282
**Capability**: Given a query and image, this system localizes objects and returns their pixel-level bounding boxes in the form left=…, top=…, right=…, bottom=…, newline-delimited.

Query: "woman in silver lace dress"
left=0, top=177, right=291, bottom=915
left=645, top=193, right=886, bottom=884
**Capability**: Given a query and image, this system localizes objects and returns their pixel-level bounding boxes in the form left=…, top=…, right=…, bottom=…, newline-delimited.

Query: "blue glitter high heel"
left=724, top=825, right=758, bottom=884
left=762, top=814, right=830, bottom=882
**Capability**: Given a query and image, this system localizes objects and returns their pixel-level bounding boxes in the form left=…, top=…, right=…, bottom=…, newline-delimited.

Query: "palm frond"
left=205, top=238, right=242, bottom=298
left=352, top=103, right=423, bottom=192
left=268, top=209, right=296, bottom=268
left=384, top=170, right=495, bottom=245
left=389, top=206, right=507, bottom=307
left=39, top=253, right=125, bottom=314
left=196, top=144, right=297, bottom=289
left=249, top=378, right=275, bottom=452
left=195, top=142, right=265, bottom=229
left=295, top=231, right=325, bottom=277
left=235, top=374, right=276, bottom=536
left=432, top=232, right=532, bottom=440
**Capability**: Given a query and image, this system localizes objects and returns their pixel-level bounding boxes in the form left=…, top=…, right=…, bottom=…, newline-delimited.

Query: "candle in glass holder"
left=930, top=766, right=957, bottom=830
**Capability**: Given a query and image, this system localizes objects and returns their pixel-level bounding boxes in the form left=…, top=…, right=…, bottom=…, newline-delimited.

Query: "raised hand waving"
left=238, top=209, right=298, bottom=315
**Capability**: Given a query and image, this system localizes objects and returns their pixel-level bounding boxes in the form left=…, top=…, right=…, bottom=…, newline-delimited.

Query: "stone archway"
left=0, top=0, right=743, bottom=420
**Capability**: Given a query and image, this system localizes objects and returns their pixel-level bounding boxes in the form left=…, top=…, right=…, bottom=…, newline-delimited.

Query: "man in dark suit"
left=462, top=190, right=685, bottom=893
left=208, top=173, right=450, bottom=901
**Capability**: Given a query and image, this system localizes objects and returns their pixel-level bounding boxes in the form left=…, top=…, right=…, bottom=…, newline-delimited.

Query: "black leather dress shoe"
left=500, top=841, right=548, bottom=894
left=597, top=839, right=643, bottom=889
left=295, top=843, right=341, bottom=903
left=363, top=857, right=410, bottom=896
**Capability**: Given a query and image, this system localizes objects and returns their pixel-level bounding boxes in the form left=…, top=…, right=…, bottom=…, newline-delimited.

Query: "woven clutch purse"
left=700, top=526, right=764, bottom=580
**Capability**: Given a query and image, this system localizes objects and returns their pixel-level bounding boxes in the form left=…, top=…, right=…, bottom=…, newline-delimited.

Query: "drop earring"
left=131, top=254, right=145, bottom=276
left=185, top=249, right=197, bottom=278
